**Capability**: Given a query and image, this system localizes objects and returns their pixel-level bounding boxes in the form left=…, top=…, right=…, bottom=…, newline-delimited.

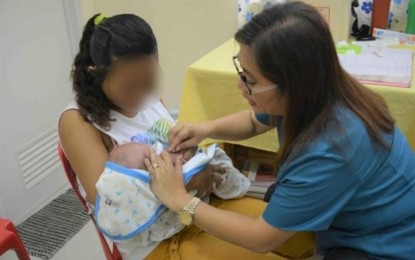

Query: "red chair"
left=58, top=143, right=122, bottom=260
left=0, top=218, right=30, bottom=260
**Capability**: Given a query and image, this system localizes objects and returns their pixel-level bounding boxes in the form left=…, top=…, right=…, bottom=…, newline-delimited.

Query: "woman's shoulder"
left=60, top=100, right=84, bottom=127
left=59, top=100, right=101, bottom=133
left=59, top=101, right=81, bottom=125
left=59, top=100, right=79, bottom=119
left=59, top=106, right=114, bottom=154
left=59, top=101, right=103, bottom=142
left=59, top=108, right=100, bottom=137
left=307, top=104, right=391, bottom=162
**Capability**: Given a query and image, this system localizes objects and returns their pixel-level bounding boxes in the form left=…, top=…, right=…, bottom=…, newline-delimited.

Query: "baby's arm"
left=209, top=148, right=251, bottom=199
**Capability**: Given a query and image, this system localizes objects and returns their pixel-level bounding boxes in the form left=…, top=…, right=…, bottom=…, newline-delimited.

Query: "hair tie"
left=94, top=14, right=108, bottom=26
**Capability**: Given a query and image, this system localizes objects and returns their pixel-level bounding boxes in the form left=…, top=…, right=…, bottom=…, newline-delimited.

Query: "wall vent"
left=16, top=127, right=60, bottom=190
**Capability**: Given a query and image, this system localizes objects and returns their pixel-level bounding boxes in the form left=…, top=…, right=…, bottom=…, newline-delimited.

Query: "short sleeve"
left=263, top=152, right=359, bottom=231
left=255, top=113, right=272, bottom=126
left=255, top=114, right=284, bottom=142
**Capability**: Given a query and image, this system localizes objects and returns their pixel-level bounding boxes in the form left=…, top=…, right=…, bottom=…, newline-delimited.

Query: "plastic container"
left=406, top=0, right=415, bottom=34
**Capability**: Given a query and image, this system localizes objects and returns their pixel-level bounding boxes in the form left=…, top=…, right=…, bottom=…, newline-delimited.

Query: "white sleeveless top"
left=64, top=98, right=175, bottom=145
left=62, top=98, right=174, bottom=260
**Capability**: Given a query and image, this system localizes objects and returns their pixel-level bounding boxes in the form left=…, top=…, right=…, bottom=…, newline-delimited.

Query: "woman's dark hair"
left=72, top=13, right=158, bottom=129
left=235, top=2, right=394, bottom=165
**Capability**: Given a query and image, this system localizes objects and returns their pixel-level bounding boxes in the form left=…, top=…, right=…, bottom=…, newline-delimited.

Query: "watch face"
left=178, top=211, right=192, bottom=225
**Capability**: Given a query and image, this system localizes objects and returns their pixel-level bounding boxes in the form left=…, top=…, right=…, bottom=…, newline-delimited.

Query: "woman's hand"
left=145, top=150, right=189, bottom=210
left=145, top=149, right=226, bottom=210
left=168, top=123, right=210, bottom=152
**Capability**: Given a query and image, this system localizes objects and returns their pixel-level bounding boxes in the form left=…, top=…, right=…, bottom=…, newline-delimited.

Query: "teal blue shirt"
left=256, top=105, right=415, bottom=259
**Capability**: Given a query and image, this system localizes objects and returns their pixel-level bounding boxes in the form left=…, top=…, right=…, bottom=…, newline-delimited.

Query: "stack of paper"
left=338, top=48, right=413, bottom=87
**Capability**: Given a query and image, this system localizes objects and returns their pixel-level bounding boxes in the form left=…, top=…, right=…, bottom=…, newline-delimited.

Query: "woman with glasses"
left=147, top=2, right=415, bottom=259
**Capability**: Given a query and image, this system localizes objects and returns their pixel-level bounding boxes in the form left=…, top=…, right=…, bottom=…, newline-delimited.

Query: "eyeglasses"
left=232, top=55, right=278, bottom=95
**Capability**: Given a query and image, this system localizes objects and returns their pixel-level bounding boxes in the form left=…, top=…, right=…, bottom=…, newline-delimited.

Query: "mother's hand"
left=145, top=151, right=187, bottom=209
left=168, top=123, right=210, bottom=152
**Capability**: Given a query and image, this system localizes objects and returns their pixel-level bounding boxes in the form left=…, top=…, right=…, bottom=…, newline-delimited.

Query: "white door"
left=0, top=0, right=81, bottom=223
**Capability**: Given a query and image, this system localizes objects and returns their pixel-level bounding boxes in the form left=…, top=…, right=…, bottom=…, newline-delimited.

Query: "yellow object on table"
left=179, top=39, right=415, bottom=151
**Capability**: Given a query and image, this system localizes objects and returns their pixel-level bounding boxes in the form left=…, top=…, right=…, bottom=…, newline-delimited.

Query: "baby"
left=95, top=119, right=250, bottom=248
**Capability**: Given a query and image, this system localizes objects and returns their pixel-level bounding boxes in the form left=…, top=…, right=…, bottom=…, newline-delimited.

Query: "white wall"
left=0, top=0, right=78, bottom=222
left=81, top=0, right=238, bottom=109
left=0, top=195, right=7, bottom=218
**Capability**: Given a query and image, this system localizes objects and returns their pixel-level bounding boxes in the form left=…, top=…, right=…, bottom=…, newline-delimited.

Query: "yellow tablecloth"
left=179, top=39, right=415, bottom=152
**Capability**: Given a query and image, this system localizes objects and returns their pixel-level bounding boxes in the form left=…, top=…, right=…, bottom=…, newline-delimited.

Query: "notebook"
left=338, top=48, right=413, bottom=87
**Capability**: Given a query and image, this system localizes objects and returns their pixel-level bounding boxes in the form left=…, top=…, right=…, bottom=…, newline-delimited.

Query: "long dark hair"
left=71, top=13, right=158, bottom=129
left=235, top=2, right=394, bottom=165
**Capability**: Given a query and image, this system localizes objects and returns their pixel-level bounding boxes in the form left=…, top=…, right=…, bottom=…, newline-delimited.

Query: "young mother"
left=59, top=9, right=313, bottom=260
left=147, top=2, right=415, bottom=260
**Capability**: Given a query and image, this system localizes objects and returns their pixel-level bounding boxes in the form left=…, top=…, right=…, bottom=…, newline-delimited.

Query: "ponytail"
left=72, top=14, right=113, bottom=129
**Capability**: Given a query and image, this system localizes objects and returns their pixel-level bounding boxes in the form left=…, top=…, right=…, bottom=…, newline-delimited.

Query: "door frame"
left=62, top=0, right=82, bottom=57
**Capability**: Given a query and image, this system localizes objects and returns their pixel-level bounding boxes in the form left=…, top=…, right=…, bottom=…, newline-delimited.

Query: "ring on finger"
left=153, top=163, right=160, bottom=169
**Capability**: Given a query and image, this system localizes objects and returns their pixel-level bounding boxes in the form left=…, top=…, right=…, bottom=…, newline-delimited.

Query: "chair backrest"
left=57, top=143, right=122, bottom=260
left=58, top=144, right=88, bottom=211
left=0, top=218, right=30, bottom=260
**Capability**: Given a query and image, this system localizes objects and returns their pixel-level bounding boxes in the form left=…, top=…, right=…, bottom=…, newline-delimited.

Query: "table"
left=179, top=39, right=415, bottom=152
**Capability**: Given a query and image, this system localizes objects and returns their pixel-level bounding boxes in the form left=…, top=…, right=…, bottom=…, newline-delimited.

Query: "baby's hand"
left=164, top=146, right=198, bottom=166
left=179, top=146, right=198, bottom=163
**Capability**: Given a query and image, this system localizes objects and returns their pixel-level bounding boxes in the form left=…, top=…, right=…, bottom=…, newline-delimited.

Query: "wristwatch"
left=178, top=197, right=201, bottom=225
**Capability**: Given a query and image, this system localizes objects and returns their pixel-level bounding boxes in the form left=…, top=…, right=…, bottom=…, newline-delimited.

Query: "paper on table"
left=338, top=48, right=413, bottom=87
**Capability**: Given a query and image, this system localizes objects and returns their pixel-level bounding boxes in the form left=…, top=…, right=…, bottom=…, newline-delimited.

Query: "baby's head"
left=109, top=143, right=150, bottom=169
left=109, top=143, right=198, bottom=170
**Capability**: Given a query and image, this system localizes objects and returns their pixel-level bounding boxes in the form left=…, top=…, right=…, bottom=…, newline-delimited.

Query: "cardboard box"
left=288, top=0, right=353, bottom=42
